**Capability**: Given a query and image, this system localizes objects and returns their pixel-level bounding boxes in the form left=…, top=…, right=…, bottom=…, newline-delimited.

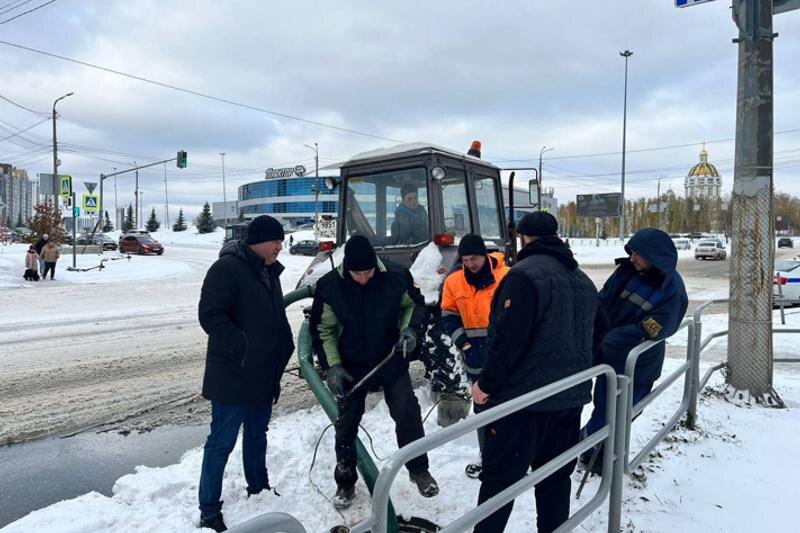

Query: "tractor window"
left=474, top=176, right=502, bottom=239
left=344, top=167, right=429, bottom=247
left=439, top=170, right=471, bottom=241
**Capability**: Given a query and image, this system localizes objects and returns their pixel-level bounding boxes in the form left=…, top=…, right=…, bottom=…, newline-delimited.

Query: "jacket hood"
left=624, top=228, right=677, bottom=277
left=516, top=236, right=578, bottom=270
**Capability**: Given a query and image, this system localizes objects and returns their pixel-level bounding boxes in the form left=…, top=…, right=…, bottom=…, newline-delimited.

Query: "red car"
left=119, top=234, right=164, bottom=255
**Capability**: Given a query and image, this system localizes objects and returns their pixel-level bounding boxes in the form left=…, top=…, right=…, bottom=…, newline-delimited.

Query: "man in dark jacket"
left=581, top=228, right=688, bottom=473
left=310, top=235, right=438, bottom=509
left=472, top=212, right=599, bottom=533
left=196, top=215, right=295, bottom=532
left=391, top=184, right=428, bottom=244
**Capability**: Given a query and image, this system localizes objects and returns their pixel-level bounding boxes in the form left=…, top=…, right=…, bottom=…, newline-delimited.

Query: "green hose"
left=285, top=289, right=398, bottom=532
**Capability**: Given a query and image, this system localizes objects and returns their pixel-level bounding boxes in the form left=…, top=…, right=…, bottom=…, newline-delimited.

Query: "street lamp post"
left=52, top=92, right=73, bottom=230
left=538, top=146, right=554, bottom=212
left=304, top=142, right=319, bottom=238
left=619, top=49, right=633, bottom=241
left=220, top=152, right=228, bottom=232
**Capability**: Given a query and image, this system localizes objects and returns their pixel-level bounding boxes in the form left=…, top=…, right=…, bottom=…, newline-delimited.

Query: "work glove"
left=326, top=364, right=353, bottom=398
left=395, top=327, right=417, bottom=355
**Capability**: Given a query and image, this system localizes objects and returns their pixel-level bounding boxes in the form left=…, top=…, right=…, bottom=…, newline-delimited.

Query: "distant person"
left=288, top=234, right=294, bottom=247
left=472, top=212, right=599, bottom=533
left=564, top=238, right=571, bottom=249
left=310, top=235, right=438, bottom=509
left=391, top=184, right=428, bottom=244
left=40, top=240, right=60, bottom=280
left=24, top=245, right=39, bottom=281
left=440, top=233, right=509, bottom=478
left=34, top=233, right=48, bottom=275
left=196, top=215, right=295, bottom=532
left=580, top=227, right=688, bottom=475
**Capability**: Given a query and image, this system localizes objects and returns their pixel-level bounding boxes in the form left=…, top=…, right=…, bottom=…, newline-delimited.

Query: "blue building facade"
left=238, top=175, right=338, bottom=226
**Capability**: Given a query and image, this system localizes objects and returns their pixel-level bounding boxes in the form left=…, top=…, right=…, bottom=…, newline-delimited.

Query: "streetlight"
left=220, top=152, right=228, bottom=232
left=538, top=146, right=554, bottom=212
left=303, top=142, right=319, bottom=238
left=619, top=49, right=633, bottom=240
left=52, top=92, right=73, bottom=225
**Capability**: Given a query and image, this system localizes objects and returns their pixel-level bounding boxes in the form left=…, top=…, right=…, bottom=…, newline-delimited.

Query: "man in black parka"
left=310, top=235, right=438, bottom=509
left=196, top=215, right=294, bottom=532
left=472, top=212, right=600, bottom=533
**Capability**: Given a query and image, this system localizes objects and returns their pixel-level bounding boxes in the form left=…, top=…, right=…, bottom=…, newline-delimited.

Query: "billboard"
left=576, top=193, right=621, bottom=218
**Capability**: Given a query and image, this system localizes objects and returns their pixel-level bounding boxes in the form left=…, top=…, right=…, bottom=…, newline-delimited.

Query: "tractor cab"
left=297, top=142, right=509, bottom=288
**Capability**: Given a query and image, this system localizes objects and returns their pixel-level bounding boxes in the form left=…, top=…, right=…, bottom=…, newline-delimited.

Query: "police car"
left=773, top=258, right=800, bottom=302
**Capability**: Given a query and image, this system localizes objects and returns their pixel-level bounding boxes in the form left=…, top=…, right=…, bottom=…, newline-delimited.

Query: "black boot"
left=199, top=513, right=227, bottom=532
left=333, top=485, right=355, bottom=509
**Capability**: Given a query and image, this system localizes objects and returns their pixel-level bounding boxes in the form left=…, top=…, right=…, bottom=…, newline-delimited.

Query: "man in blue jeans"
left=197, top=215, right=295, bottom=531
left=581, top=228, right=688, bottom=475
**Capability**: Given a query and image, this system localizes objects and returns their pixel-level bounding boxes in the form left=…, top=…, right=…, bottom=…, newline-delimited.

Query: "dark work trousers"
left=43, top=261, right=56, bottom=279
left=474, top=407, right=582, bottom=533
left=334, top=371, right=428, bottom=488
left=583, top=375, right=653, bottom=438
left=468, top=373, right=487, bottom=455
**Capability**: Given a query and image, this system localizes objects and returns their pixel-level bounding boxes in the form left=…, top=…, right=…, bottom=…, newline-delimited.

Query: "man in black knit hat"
left=473, top=212, right=600, bottom=533
left=196, top=215, right=295, bottom=532
left=310, top=234, right=439, bottom=509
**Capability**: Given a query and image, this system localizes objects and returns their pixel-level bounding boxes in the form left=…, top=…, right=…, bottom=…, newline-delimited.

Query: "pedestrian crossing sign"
left=60, top=175, right=72, bottom=199
left=83, top=193, right=99, bottom=213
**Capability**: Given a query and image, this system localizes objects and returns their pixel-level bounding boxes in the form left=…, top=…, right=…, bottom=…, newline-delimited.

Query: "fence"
left=232, top=296, right=793, bottom=532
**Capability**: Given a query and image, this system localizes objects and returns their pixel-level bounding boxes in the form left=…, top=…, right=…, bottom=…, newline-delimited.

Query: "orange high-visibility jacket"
left=440, top=252, right=509, bottom=347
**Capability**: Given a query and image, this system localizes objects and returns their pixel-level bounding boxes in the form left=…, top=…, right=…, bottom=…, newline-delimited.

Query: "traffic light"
left=176, top=150, right=188, bottom=169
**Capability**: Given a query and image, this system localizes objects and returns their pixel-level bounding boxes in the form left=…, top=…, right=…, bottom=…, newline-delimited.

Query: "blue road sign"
left=676, top=0, right=715, bottom=7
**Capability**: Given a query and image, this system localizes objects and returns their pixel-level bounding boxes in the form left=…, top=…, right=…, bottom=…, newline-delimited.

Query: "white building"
left=685, top=146, right=722, bottom=199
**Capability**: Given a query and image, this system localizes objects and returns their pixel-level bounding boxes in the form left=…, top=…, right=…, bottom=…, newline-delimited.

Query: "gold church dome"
left=688, top=144, right=720, bottom=178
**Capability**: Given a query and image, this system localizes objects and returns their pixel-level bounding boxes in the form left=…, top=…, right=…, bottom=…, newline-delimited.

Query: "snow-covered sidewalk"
left=4, top=357, right=799, bottom=532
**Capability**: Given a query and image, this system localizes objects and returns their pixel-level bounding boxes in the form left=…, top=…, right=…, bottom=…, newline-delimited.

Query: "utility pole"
left=113, top=167, right=118, bottom=228
left=538, top=146, right=553, bottom=212
left=220, top=152, right=228, bottom=232
left=304, top=142, right=319, bottom=238
left=619, top=50, right=633, bottom=240
left=163, top=162, right=170, bottom=229
left=657, top=175, right=662, bottom=230
left=51, top=92, right=73, bottom=229
left=727, top=0, right=785, bottom=406
left=134, top=161, right=139, bottom=229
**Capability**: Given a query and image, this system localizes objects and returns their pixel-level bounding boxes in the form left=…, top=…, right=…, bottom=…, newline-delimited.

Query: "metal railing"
left=622, top=319, right=694, bottom=473
left=348, top=365, right=626, bottom=533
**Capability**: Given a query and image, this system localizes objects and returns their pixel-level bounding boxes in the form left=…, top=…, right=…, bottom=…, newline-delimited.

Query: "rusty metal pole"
left=726, top=0, right=782, bottom=406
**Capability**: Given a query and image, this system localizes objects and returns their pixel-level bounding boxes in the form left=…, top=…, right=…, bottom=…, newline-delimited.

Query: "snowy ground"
left=2, top=230, right=797, bottom=531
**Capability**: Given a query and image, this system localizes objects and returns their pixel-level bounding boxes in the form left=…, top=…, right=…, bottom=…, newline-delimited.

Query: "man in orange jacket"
left=440, top=233, right=509, bottom=478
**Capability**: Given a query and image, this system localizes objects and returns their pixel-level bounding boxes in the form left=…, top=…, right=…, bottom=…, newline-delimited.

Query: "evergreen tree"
left=195, top=202, right=216, bottom=234
left=103, top=210, right=114, bottom=232
left=173, top=208, right=187, bottom=232
left=238, top=210, right=245, bottom=222
left=16, top=212, right=25, bottom=228
left=122, top=204, right=134, bottom=232
left=145, top=208, right=161, bottom=232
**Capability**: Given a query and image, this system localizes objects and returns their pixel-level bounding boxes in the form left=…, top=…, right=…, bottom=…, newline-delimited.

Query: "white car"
left=773, top=259, right=800, bottom=301
left=672, top=238, right=691, bottom=250
left=694, top=240, right=727, bottom=260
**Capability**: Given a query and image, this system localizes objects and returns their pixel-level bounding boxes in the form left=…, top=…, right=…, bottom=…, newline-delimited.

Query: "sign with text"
left=265, top=165, right=307, bottom=179
left=576, top=193, right=621, bottom=218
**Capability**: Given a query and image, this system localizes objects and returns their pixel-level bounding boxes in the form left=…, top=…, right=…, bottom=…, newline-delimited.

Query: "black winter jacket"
left=478, top=237, right=600, bottom=411
left=310, top=259, right=428, bottom=389
left=198, top=241, right=294, bottom=405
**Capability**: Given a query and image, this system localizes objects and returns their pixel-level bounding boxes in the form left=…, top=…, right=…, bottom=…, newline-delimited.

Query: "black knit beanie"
left=516, top=212, right=558, bottom=237
left=344, top=235, right=378, bottom=271
left=458, top=233, right=487, bottom=257
left=246, top=215, right=285, bottom=244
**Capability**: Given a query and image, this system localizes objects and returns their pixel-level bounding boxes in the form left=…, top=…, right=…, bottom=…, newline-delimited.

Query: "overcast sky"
left=1, top=0, right=799, bottom=221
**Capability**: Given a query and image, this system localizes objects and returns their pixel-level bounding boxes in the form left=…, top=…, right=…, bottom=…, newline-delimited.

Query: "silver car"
left=694, top=240, right=727, bottom=260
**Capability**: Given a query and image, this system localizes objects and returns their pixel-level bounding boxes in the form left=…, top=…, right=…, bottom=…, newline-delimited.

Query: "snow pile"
left=6, top=357, right=800, bottom=532
left=409, top=243, right=445, bottom=304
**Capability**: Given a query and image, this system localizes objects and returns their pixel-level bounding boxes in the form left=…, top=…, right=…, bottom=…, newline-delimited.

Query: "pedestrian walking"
left=310, top=235, right=438, bottom=509
left=34, top=233, right=48, bottom=275
left=196, top=215, right=295, bottom=532
left=440, top=233, right=508, bottom=478
left=580, top=227, right=688, bottom=475
left=24, top=245, right=40, bottom=281
left=40, top=241, right=60, bottom=280
left=472, top=212, right=600, bottom=533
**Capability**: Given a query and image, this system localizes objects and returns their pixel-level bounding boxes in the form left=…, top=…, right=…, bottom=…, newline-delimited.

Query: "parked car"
left=290, top=240, right=319, bottom=256
left=773, top=258, right=800, bottom=302
left=672, top=238, right=691, bottom=250
left=77, top=233, right=118, bottom=251
left=778, top=237, right=794, bottom=249
left=119, top=234, right=164, bottom=255
left=694, top=240, right=727, bottom=260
